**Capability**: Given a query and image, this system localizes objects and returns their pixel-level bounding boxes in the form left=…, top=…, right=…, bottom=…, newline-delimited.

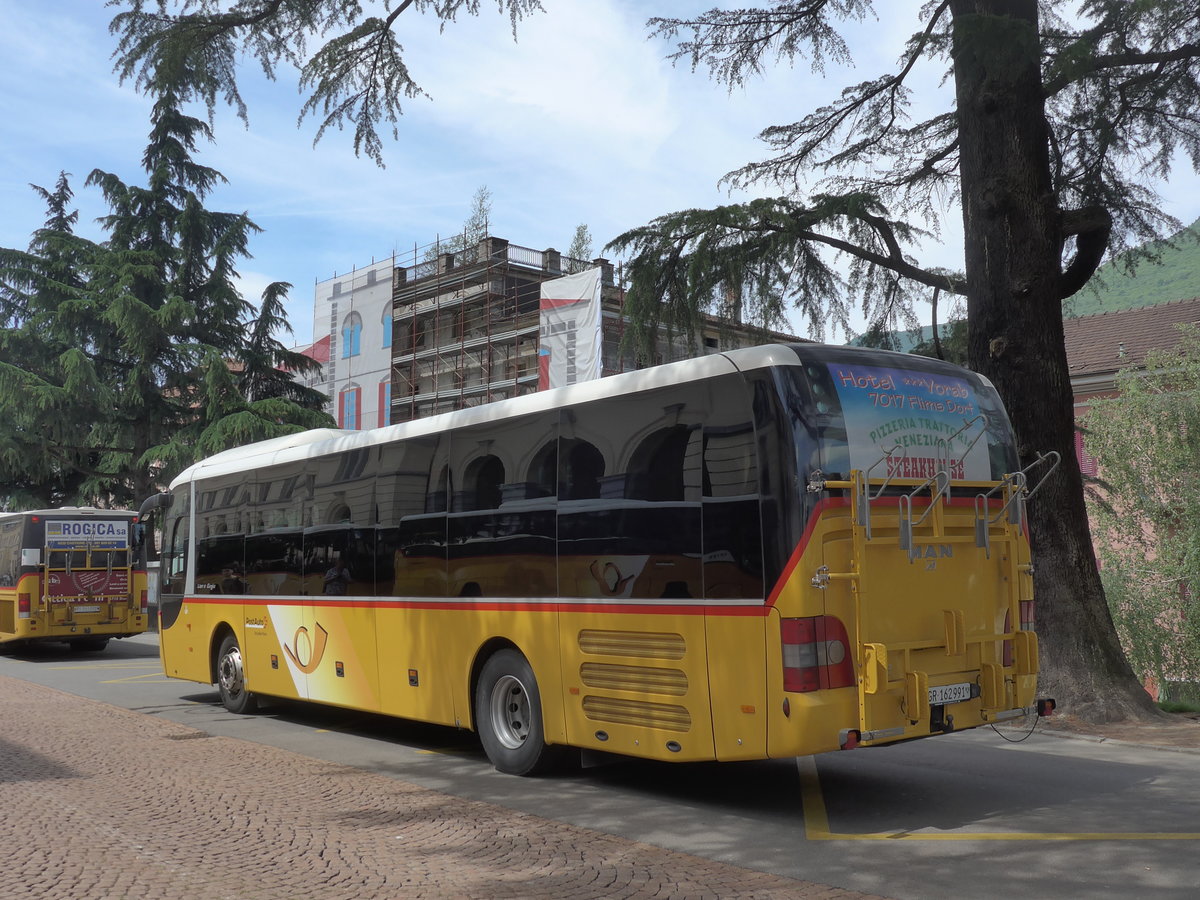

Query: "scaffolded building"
left=388, top=236, right=618, bottom=423
left=303, top=232, right=791, bottom=430
left=387, top=234, right=784, bottom=424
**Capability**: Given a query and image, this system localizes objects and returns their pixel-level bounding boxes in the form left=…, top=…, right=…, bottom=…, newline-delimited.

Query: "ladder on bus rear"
left=811, top=445, right=1058, bottom=745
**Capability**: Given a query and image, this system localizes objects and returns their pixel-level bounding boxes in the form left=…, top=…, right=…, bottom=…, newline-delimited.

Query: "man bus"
left=145, top=343, right=1055, bottom=775
left=0, top=507, right=149, bottom=651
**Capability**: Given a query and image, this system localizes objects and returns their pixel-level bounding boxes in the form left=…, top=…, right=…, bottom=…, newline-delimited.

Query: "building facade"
left=299, top=234, right=792, bottom=429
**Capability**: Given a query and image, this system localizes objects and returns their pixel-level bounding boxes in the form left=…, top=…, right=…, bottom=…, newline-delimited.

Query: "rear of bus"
left=0, top=509, right=148, bottom=650
left=755, top=345, right=1052, bottom=757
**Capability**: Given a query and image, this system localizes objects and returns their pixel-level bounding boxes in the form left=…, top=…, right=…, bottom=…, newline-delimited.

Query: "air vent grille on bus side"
left=579, top=662, right=689, bottom=695
left=577, top=629, right=686, bottom=659
left=581, top=696, right=693, bottom=732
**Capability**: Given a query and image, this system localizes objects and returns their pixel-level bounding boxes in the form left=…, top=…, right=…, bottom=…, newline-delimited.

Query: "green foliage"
left=911, top=318, right=968, bottom=366
left=1158, top=700, right=1200, bottom=714
left=424, top=184, right=492, bottom=262
left=1071, top=219, right=1200, bottom=316
left=0, top=94, right=333, bottom=510
left=565, top=224, right=593, bottom=273
left=108, top=0, right=545, bottom=166
left=1085, top=326, right=1200, bottom=691
left=608, top=195, right=952, bottom=355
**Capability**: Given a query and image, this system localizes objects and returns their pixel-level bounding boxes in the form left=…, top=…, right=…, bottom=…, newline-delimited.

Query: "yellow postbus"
left=0, top=507, right=150, bottom=651
left=146, top=343, right=1056, bottom=775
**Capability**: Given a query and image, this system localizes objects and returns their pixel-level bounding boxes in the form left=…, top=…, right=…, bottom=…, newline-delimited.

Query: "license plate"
left=73, top=605, right=101, bottom=614
left=929, top=682, right=972, bottom=705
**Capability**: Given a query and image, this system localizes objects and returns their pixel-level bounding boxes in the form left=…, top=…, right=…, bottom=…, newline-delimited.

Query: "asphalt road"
left=3, top=632, right=1198, bottom=900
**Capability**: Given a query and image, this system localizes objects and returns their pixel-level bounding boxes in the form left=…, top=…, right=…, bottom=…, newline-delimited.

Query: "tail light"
left=18, top=592, right=31, bottom=619
left=1019, top=600, right=1035, bottom=630
left=140, top=589, right=148, bottom=615
left=781, top=616, right=854, bottom=692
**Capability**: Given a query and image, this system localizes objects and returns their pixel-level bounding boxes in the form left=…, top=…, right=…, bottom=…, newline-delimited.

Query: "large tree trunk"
left=950, top=0, right=1156, bottom=721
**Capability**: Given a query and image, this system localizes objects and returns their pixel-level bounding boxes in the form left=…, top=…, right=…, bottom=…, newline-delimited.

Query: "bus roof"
left=169, top=342, right=990, bottom=489
left=0, top=507, right=138, bottom=521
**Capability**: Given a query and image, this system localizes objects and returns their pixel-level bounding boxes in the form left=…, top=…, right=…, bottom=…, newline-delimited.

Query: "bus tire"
left=216, top=633, right=258, bottom=715
left=475, top=649, right=563, bottom=776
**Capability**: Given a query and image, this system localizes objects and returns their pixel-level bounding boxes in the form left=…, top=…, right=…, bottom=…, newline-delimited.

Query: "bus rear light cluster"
left=18, top=592, right=31, bottom=619
left=781, top=615, right=854, bottom=692
left=140, top=589, right=149, bottom=615
left=1019, top=600, right=1035, bottom=631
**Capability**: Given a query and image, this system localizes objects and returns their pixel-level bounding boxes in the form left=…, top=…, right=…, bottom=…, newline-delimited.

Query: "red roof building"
left=1063, top=297, right=1200, bottom=474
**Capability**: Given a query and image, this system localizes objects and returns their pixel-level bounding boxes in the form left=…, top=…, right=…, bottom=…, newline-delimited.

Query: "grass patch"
left=1158, top=700, right=1200, bottom=715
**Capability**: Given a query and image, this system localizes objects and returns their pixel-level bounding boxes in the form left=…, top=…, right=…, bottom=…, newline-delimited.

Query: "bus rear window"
left=782, top=356, right=1018, bottom=483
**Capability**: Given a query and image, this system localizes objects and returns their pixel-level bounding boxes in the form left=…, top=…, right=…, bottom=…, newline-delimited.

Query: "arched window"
left=338, top=383, right=362, bottom=430
left=341, top=311, right=363, bottom=359
left=381, top=306, right=392, bottom=349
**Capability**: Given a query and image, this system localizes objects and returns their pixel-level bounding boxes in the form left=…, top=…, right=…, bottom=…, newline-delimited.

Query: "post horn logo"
left=283, top=622, right=329, bottom=674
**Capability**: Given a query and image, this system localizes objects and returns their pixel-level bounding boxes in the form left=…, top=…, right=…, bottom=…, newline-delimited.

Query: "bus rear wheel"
left=475, top=649, right=563, bottom=776
left=216, top=633, right=258, bottom=714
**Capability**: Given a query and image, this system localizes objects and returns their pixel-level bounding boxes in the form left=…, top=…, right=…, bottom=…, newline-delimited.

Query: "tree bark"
left=950, top=0, right=1157, bottom=721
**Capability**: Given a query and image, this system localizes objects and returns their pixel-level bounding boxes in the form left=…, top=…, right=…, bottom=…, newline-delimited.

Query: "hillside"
left=848, top=217, right=1200, bottom=348
left=1068, top=218, right=1200, bottom=317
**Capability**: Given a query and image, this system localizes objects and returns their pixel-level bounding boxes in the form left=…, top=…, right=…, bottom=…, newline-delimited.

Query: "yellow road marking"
left=797, top=756, right=1200, bottom=841
left=48, top=663, right=161, bottom=671
left=414, top=748, right=478, bottom=758
left=101, top=673, right=174, bottom=684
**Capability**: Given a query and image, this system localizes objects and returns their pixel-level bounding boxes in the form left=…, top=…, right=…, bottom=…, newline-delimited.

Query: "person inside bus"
left=221, top=563, right=247, bottom=594
left=323, top=555, right=352, bottom=595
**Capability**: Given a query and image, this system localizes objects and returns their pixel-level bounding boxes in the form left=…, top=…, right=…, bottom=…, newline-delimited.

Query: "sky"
left=3, top=2, right=1199, bottom=348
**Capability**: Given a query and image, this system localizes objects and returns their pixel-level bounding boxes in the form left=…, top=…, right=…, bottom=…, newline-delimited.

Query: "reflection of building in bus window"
left=461, top=455, right=504, bottom=511
left=627, top=426, right=692, bottom=501
left=559, top=439, right=603, bottom=500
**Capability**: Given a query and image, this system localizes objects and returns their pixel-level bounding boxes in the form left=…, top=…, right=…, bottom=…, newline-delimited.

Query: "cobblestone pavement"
left=0, top=675, right=887, bottom=900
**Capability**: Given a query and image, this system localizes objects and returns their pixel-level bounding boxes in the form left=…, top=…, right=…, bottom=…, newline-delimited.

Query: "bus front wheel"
left=216, top=633, right=258, bottom=715
left=474, top=649, right=563, bottom=776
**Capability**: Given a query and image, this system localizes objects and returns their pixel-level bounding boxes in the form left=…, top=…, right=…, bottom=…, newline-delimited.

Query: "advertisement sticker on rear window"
left=828, top=363, right=990, bottom=481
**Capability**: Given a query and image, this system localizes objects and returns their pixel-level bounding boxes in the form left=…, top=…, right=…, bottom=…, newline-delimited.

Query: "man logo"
left=916, top=544, right=954, bottom=559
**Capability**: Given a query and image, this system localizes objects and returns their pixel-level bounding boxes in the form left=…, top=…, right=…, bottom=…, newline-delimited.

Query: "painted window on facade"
left=341, top=312, right=363, bottom=358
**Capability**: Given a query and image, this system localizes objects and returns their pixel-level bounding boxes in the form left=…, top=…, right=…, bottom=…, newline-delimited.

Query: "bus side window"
left=379, top=436, right=446, bottom=599
left=559, top=386, right=704, bottom=600
left=0, top=520, right=20, bottom=585
left=702, top=374, right=764, bottom=600
left=306, top=448, right=377, bottom=596
left=447, top=413, right=558, bottom=599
